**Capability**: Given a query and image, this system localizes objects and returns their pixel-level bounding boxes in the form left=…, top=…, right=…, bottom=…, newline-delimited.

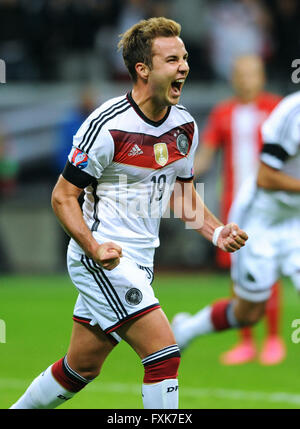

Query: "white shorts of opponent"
left=67, top=248, right=160, bottom=343
left=231, top=208, right=300, bottom=303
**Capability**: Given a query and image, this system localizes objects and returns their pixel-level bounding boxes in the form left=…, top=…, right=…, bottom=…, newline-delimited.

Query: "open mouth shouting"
left=170, top=78, right=185, bottom=98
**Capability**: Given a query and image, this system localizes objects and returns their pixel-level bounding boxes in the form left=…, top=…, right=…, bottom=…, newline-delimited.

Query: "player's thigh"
left=117, top=308, right=175, bottom=359
left=67, top=320, right=116, bottom=375
left=281, top=217, right=300, bottom=292
left=68, top=251, right=159, bottom=343
left=231, top=218, right=278, bottom=303
left=234, top=296, right=267, bottom=325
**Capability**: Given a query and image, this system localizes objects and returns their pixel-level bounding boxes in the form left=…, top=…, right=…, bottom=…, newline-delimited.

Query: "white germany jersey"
left=63, top=92, right=198, bottom=266
left=254, top=90, right=300, bottom=214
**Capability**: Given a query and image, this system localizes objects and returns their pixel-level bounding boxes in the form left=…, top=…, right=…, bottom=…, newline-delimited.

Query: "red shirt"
left=200, top=92, right=281, bottom=268
left=201, top=92, right=281, bottom=222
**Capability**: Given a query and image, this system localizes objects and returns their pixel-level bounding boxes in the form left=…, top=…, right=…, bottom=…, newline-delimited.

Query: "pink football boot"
left=220, top=339, right=257, bottom=365
left=259, top=336, right=286, bottom=365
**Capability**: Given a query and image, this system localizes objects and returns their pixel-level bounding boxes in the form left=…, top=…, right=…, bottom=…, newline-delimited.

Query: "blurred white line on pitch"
left=0, top=320, right=6, bottom=343
left=2, top=379, right=300, bottom=406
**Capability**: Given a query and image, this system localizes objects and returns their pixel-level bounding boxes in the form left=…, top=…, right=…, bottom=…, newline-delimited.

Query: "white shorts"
left=231, top=208, right=300, bottom=302
left=67, top=249, right=160, bottom=343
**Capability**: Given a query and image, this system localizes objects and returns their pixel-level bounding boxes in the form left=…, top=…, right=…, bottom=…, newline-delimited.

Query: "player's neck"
left=238, top=96, right=256, bottom=104
left=131, top=87, right=168, bottom=122
left=237, top=92, right=260, bottom=104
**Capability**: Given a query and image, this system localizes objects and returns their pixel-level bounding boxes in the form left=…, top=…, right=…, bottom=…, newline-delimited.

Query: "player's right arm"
left=51, top=175, right=122, bottom=270
left=51, top=101, right=123, bottom=270
left=258, top=93, right=300, bottom=192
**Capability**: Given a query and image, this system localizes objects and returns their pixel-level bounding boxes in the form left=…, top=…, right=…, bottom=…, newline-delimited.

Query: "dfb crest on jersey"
left=125, top=288, right=143, bottom=306
left=154, top=143, right=168, bottom=166
left=71, top=148, right=89, bottom=169
left=176, top=133, right=189, bottom=155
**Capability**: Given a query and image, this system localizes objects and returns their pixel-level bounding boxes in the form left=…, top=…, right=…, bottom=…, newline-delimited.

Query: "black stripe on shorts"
left=81, top=255, right=128, bottom=320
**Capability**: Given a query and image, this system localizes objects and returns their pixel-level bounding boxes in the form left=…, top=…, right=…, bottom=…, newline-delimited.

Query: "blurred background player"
left=172, top=90, right=300, bottom=359
left=0, top=127, right=19, bottom=274
left=54, top=87, right=97, bottom=175
left=192, top=54, right=285, bottom=365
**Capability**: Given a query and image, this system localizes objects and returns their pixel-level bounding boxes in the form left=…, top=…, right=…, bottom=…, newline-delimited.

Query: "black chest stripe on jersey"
left=261, top=143, right=290, bottom=162
left=78, top=97, right=129, bottom=153
left=84, top=104, right=132, bottom=155
left=79, top=101, right=131, bottom=155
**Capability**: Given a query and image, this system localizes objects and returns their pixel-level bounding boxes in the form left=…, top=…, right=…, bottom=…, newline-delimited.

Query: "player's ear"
left=135, top=62, right=150, bottom=81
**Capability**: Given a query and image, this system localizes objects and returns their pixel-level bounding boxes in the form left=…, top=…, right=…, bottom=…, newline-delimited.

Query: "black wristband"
left=176, top=176, right=194, bottom=182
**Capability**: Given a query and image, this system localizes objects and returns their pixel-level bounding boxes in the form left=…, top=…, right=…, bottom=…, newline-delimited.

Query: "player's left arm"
left=257, top=161, right=300, bottom=192
left=258, top=94, right=300, bottom=192
left=170, top=179, right=248, bottom=252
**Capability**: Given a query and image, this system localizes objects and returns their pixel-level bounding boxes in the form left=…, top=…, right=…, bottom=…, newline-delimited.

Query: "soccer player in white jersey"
left=193, top=55, right=284, bottom=365
left=172, top=90, right=300, bottom=353
left=10, top=17, right=247, bottom=410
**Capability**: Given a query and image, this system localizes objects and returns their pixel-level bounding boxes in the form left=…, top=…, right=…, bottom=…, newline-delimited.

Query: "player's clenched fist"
left=216, top=222, right=248, bottom=253
left=94, top=242, right=123, bottom=270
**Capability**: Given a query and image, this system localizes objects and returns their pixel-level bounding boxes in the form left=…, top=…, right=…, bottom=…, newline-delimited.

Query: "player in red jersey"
left=193, top=55, right=285, bottom=365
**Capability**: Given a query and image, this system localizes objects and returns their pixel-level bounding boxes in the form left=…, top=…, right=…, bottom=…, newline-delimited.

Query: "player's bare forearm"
left=170, top=180, right=222, bottom=239
left=170, top=180, right=248, bottom=252
left=51, top=175, right=122, bottom=269
left=257, top=162, right=300, bottom=192
left=51, top=176, right=98, bottom=257
left=193, top=144, right=216, bottom=177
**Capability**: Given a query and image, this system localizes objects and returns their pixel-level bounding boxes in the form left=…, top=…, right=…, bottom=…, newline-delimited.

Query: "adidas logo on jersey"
left=128, top=144, right=143, bottom=156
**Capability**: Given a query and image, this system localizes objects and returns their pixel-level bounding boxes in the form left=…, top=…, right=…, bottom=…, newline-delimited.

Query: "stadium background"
left=1, top=0, right=300, bottom=409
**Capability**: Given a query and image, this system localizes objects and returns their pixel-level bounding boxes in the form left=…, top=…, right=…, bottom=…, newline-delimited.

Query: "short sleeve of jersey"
left=62, top=110, right=114, bottom=188
left=176, top=121, right=199, bottom=181
left=261, top=94, right=300, bottom=170
left=200, top=105, right=223, bottom=148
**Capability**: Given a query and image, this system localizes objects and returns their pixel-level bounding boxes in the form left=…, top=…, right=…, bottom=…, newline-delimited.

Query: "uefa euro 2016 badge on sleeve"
left=71, top=148, right=89, bottom=170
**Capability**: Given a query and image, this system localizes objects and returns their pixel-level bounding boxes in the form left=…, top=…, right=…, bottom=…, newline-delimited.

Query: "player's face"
left=148, top=37, right=189, bottom=106
left=232, top=56, right=265, bottom=101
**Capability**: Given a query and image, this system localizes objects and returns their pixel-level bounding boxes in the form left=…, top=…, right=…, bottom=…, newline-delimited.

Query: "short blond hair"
left=118, top=17, right=181, bottom=82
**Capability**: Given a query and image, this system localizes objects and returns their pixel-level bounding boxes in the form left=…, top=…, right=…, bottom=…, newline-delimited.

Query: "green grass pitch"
left=1, top=272, right=299, bottom=409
